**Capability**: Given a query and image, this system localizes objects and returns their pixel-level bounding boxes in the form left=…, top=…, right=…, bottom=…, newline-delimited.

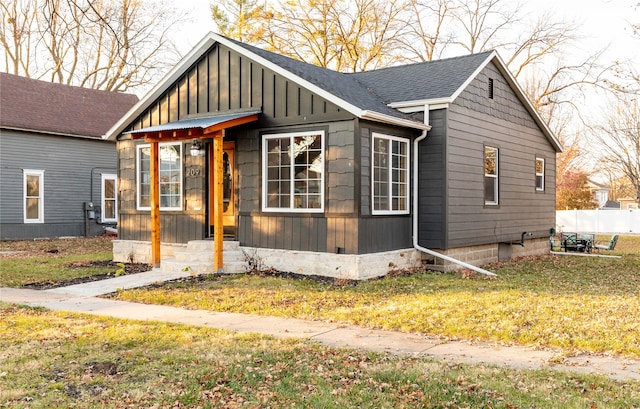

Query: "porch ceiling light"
left=190, top=139, right=206, bottom=157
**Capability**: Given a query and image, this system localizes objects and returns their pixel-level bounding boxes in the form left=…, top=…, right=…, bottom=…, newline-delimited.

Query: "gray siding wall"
left=444, top=62, right=557, bottom=248
left=0, top=130, right=116, bottom=240
left=417, top=109, right=447, bottom=249
left=117, top=137, right=206, bottom=243
left=358, top=121, right=416, bottom=253
left=237, top=120, right=361, bottom=253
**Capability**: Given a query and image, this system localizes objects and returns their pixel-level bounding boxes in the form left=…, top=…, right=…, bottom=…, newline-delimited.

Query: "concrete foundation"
left=113, top=237, right=550, bottom=279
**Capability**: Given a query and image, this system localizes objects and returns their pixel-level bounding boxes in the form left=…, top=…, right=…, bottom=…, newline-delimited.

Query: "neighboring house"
left=104, top=32, right=562, bottom=279
left=0, top=73, right=138, bottom=240
left=587, top=179, right=610, bottom=208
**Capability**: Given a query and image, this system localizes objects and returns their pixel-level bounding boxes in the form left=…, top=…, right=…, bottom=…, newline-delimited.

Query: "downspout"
left=412, top=104, right=497, bottom=277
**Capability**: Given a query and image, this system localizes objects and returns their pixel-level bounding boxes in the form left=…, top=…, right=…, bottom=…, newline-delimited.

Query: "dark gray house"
left=0, top=73, right=138, bottom=240
left=104, top=32, right=561, bottom=279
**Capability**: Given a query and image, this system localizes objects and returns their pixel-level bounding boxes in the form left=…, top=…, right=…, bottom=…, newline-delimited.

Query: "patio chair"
left=593, top=234, right=619, bottom=252
left=549, top=236, right=562, bottom=251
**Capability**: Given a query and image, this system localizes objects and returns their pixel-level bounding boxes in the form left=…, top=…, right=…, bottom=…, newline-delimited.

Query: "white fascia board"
left=361, top=110, right=431, bottom=131
left=388, top=98, right=451, bottom=113
left=103, top=34, right=220, bottom=141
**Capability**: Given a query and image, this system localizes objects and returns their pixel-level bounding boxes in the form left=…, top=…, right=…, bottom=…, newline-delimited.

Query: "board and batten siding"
left=126, top=44, right=352, bottom=132
left=443, top=62, right=557, bottom=248
left=0, top=130, right=116, bottom=239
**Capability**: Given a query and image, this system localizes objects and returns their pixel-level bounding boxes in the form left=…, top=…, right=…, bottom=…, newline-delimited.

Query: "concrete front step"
left=185, top=240, right=240, bottom=252
left=159, top=240, right=248, bottom=274
left=159, top=259, right=248, bottom=275
left=174, top=249, right=245, bottom=263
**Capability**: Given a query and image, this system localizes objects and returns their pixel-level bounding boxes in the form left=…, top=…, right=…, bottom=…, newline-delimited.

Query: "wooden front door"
left=209, top=141, right=236, bottom=237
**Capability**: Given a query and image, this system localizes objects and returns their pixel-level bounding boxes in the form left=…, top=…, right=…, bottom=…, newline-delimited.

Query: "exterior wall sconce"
left=190, top=139, right=206, bottom=157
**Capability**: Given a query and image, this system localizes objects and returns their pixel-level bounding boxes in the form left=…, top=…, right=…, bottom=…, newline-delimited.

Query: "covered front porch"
left=128, top=110, right=259, bottom=271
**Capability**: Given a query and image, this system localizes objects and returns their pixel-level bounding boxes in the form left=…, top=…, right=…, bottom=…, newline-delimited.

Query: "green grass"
left=1, top=303, right=638, bottom=408
left=0, top=252, right=115, bottom=287
left=0, top=236, right=118, bottom=287
left=115, top=236, right=640, bottom=358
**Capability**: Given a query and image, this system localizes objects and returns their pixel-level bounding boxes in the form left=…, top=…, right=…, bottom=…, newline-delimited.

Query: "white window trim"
left=102, top=173, right=118, bottom=223
left=535, top=157, right=545, bottom=191
left=24, top=169, right=44, bottom=223
left=484, top=146, right=499, bottom=206
left=136, top=142, right=183, bottom=211
left=371, top=132, right=410, bottom=215
left=262, top=130, right=325, bottom=213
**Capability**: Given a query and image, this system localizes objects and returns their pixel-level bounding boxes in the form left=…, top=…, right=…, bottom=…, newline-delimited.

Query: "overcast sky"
left=171, top=0, right=638, bottom=64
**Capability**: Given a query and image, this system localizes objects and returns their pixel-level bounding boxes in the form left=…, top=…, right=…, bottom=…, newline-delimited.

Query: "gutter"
left=412, top=104, right=497, bottom=277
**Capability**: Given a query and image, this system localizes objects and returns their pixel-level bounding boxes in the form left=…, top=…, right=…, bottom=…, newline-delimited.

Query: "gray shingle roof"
left=0, top=73, right=138, bottom=138
left=225, top=36, right=493, bottom=110
left=350, top=51, right=494, bottom=103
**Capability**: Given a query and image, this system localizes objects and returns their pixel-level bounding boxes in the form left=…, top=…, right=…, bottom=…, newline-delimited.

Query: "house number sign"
left=189, top=168, right=201, bottom=176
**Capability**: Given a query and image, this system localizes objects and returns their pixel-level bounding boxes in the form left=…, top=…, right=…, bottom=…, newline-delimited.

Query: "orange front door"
left=209, top=141, right=236, bottom=237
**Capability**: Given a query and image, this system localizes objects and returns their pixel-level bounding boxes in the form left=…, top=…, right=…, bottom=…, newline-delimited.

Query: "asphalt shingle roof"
left=225, top=36, right=493, bottom=112
left=0, top=73, right=138, bottom=138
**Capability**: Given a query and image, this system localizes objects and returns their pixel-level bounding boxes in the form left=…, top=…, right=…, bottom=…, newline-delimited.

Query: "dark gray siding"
left=417, top=108, right=447, bottom=249
left=0, top=130, right=116, bottom=240
left=444, top=62, right=557, bottom=248
left=358, top=121, right=417, bottom=253
left=236, top=121, right=361, bottom=253
left=117, top=137, right=206, bottom=243
left=128, top=44, right=352, bottom=131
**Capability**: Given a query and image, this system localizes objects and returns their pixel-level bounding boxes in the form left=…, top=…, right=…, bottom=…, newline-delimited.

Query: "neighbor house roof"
left=0, top=72, right=138, bottom=139
left=105, top=32, right=561, bottom=152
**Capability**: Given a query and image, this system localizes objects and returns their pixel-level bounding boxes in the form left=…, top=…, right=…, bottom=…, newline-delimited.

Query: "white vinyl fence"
left=556, top=209, right=640, bottom=234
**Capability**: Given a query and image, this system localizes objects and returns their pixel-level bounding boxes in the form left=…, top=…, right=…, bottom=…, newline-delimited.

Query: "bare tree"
left=0, top=0, right=185, bottom=92
left=259, top=0, right=408, bottom=72
left=592, top=96, right=640, bottom=202
left=398, top=0, right=454, bottom=62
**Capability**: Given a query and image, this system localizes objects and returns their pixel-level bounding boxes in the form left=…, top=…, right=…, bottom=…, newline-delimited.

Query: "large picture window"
left=262, top=131, right=324, bottom=212
left=535, top=157, right=545, bottom=191
left=484, top=146, right=499, bottom=205
left=137, top=142, right=182, bottom=210
left=102, top=174, right=117, bottom=222
left=372, top=133, right=409, bottom=214
left=24, top=169, right=44, bottom=223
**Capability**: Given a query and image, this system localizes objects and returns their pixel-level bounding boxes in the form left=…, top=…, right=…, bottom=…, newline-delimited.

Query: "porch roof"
left=128, top=110, right=261, bottom=138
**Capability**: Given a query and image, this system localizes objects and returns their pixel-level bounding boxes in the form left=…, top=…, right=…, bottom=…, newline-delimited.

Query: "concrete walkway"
left=2, top=270, right=639, bottom=382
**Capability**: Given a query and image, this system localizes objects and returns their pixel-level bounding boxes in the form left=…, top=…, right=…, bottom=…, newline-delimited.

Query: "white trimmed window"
left=372, top=133, right=409, bottom=214
left=262, top=131, right=324, bottom=212
left=102, top=174, right=117, bottom=222
left=24, top=169, right=44, bottom=223
left=137, top=142, right=183, bottom=210
left=535, top=157, right=545, bottom=191
left=484, top=146, right=499, bottom=205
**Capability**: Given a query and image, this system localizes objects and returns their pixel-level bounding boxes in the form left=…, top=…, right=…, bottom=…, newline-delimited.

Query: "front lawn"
left=0, top=236, right=144, bottom=287
left=115, top=235, right=640, bottom=358
left=1, top=304, right=638, bottom=408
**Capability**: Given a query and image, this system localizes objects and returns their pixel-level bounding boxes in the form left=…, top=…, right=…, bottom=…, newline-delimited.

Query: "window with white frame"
left=484, top=146, right=499, bottom=205
left=102, top=174, right=117, bottom=222
left=372, top=133, right=409, bottom=214
left=535, top=157, right=545, bottom=191
left=262, top=131, right=324, bottom=212
left=137, top=142, right=183, bottom=210
left=24, top=169, right=44, bottom=223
